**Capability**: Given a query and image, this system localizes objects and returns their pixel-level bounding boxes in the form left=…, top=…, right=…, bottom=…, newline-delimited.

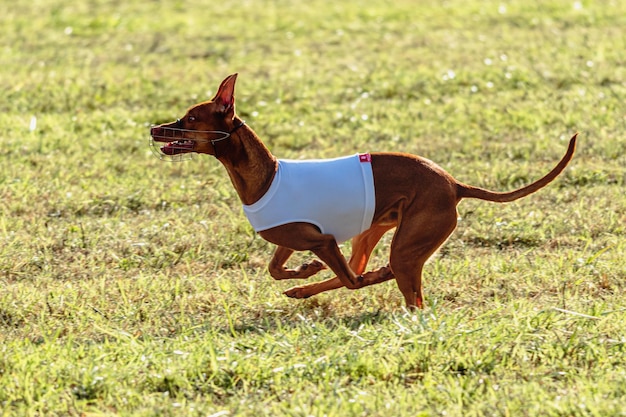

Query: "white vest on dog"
left=243, top=154, right=375, bottom=243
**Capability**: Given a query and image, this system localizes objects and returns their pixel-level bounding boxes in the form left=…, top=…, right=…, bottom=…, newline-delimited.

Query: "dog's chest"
left=243, top=154, right=375, bottom=243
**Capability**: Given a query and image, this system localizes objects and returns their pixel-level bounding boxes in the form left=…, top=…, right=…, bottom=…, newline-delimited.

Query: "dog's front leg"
left=260, top=223, right=360, bottom=289
left=268, top=246, right=327, bottom=280
left=284, top=264, right=395, bottom=299
left=308, top=236, right=363, bottom=290
left=283, top=225, right=395, bottom=298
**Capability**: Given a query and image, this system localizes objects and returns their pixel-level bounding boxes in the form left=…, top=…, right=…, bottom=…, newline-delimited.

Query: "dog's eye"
left=188, top=116, right=196, bottom=122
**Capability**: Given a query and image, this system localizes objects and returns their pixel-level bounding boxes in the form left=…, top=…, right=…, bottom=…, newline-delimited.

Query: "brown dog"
left=150, top=74, right=577, bottom=309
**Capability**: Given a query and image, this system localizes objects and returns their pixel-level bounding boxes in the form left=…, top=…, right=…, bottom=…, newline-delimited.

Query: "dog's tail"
left=457, top=133, right=577, bottom=203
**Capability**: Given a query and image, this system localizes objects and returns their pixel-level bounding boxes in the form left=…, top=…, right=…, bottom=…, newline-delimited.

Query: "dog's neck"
left=216, top=118, right=278, bottom=206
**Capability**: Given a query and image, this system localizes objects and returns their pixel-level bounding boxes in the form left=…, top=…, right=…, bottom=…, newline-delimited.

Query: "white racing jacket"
left=243, top=153, right=375, bottom=243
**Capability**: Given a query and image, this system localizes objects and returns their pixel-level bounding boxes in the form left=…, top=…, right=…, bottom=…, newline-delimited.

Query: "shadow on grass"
left=229, top=307, right=395, bottom=335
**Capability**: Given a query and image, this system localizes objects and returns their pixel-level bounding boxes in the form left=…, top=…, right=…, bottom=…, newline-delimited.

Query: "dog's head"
left=150, top=74, right=242, bottom=160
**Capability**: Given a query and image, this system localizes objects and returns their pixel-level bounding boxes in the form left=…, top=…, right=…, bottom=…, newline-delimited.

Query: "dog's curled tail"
left=457, top=133, right=578, bottom=203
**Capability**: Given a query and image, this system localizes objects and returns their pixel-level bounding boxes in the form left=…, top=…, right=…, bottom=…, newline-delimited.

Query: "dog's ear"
left=213, top=73, right=238, bottom=116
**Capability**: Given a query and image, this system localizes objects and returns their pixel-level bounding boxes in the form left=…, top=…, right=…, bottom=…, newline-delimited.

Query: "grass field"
left=1, top=0, right=625, bottom=415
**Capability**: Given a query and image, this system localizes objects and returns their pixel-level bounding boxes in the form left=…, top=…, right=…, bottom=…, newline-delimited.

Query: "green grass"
left=1, top=0, right=625, bottom=415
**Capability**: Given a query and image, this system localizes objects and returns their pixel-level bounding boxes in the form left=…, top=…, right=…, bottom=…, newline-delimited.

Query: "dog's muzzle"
left=149, top=126, right=230, bottom=162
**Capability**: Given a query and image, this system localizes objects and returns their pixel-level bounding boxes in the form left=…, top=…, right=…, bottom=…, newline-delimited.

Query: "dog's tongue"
left=161, top=140, right=194, bottom=155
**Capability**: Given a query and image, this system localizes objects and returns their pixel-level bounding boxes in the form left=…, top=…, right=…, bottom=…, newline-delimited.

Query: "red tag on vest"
left=359, top=153, right=372, bottom=163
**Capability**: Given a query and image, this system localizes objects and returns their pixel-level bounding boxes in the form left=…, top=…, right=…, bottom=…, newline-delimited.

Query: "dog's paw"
left=293, top=260, right=326, bottom=278
left=302, top=259, right=326, bottom=272
left=284, top=286, right=311, bottom=299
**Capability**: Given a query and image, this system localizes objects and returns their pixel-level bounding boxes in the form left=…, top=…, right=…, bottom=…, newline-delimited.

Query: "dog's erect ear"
left=213, top=73, right=238, bottom=116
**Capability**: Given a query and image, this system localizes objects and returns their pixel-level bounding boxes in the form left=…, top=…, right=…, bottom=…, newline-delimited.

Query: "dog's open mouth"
left=148, top=125, right=231, bottom=162
left=149, top=130, right=197, bottom=161
left=160, top=140, right=195, bottom=155
left=149, top=125, right=199, bottom=161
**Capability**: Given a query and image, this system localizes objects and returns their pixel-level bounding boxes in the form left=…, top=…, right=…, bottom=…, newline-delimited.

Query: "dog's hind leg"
left=348, top=224, right=394, bottom=275
left=389, top=208, right=458, bottom=309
